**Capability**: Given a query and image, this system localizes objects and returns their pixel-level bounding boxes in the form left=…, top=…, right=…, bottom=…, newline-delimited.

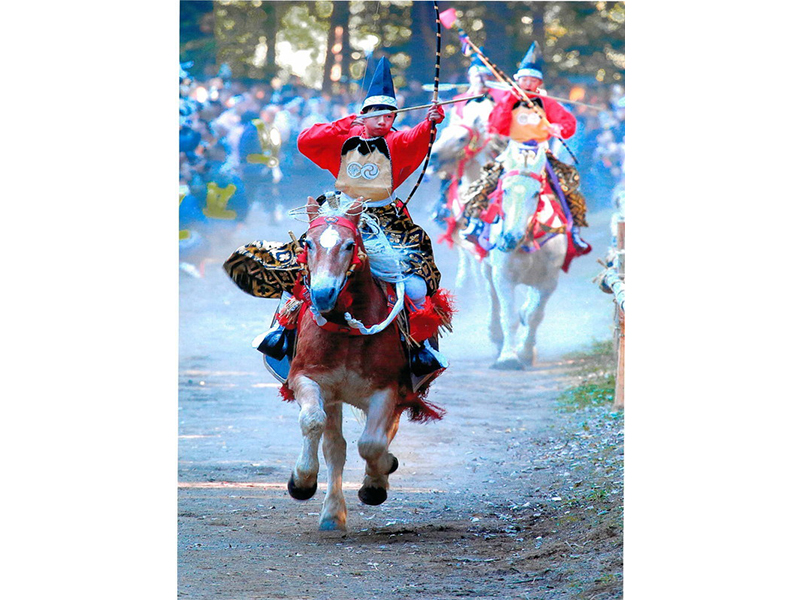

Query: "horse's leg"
left=485, top=262, right=503, bottom=350
left=287, top=375, right=325, bottom=500
left=319, top=402, right=347, bottom=531
left=517, top=283, right=556, bottom=367
left=357, top=388, right=400, bottom=506
left=490, top=256, right=524, bottom=370
left=455, top=246, right=468, bottom=289
left=468, top=251, right=482, bottom=290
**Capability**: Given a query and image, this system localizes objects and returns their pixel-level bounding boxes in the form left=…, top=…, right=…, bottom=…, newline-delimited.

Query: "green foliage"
left=179, top=1, right=625, bottom=89
left=558, top=340, right=617, bottom=410
left=559, top=376, right=616, bottom=410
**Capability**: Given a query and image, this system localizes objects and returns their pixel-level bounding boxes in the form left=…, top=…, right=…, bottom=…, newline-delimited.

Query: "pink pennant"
left=440, top=8, right=458, bottom=29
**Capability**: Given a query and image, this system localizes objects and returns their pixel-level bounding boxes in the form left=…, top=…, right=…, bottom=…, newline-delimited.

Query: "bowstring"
left=397, top=0, right=440, bottom=213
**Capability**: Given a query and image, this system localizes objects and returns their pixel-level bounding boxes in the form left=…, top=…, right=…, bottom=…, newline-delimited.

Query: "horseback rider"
left=448, top=50, right=503, bottom=125
left=223, top=57, right=448, bottom=380
left=432, top=50, right=506, bottom=234
left=462, top=42, right=591, bottom=254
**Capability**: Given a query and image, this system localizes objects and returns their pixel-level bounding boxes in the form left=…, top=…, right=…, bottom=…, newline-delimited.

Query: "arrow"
left=359, top=94, right=487, bottom=119
left=484, top=81, right=605, bottom=111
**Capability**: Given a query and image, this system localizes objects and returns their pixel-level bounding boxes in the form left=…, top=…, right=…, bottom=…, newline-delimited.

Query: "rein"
left=297, top=214, right=406, bottom=336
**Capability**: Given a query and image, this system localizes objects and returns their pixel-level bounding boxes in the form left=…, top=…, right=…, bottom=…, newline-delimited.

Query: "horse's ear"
left=346, top=196, right=365, bottom=225
left=306, top=195, right=320, bottom=221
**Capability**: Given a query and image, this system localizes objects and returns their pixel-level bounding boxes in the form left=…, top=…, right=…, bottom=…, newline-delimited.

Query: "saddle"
left=262, top=279, right=454, bottom=392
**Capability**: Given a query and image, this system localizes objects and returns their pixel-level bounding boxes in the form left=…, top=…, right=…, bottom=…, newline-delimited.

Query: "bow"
left=397, top=0, right=441, bottom=212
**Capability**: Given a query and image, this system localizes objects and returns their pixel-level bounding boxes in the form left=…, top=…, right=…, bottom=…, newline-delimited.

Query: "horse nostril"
left=499, top=233, right=518, bottom=251
left=311, top=285, right=339, bottom=313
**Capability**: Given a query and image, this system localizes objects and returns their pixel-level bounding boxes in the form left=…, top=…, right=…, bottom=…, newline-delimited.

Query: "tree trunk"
left=262, top=1, right=282, bottom=79
left=322, top=1, right=350, bottom=93
left=406, top=1, right=435, bottom=85
left=482, top=2, right=513, bottom=74
left=530, top=1, right=546, bottom=59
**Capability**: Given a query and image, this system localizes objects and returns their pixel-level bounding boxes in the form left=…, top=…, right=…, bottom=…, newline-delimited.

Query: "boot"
left=252, top=324, right=294, bottom=361
left=410, top=338, right=448, bottom=377
left=571, top=225, right=591, bottom=254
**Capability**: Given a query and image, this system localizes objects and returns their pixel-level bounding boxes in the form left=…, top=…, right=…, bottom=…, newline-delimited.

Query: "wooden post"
left=613, top=218, right=625, bottom=410
left=613, top=313, right=625, bottom=410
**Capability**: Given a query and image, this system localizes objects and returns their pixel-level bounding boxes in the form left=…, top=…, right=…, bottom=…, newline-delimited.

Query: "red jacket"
left=297, top=114, right=436, bottom=191
left=488, top=90, right=577, bottom=139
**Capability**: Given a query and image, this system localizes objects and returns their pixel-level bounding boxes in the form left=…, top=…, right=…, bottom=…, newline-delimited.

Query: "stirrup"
left=462, top=217, right=485, bottom=245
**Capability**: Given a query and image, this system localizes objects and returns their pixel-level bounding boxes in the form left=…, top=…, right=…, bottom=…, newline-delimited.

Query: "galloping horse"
left=283, top=195, right=442, bottom=531
left=485, top=143, right=568, bottom=370
left=430, top=101, right=502, bottom=287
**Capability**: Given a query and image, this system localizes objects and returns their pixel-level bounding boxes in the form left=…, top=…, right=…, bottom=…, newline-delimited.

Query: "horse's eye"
left=304, top=238, right=314, bottom=251
left=342, top=240, right=355, bottom=251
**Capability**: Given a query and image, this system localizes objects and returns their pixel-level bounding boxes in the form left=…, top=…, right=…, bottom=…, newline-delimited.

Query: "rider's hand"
left=351, top=115, right=364, bottom=128
left=427, top=103, right=444, bottom=124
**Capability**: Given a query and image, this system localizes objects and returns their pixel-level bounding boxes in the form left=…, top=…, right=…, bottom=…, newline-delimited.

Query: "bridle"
left=296, top=215, right=367, bottom=282
left=295, top=214, right=406, bottom=336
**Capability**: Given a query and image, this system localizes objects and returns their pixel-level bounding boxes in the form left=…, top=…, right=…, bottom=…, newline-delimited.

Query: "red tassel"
left=408, top=304, right=442, bottom=342
left=436, top=216, right=458, bottom=248
left=279, top=383, right=295, bottom=402
left=407, top=289, right=456, bottom=342
left=430, top=289, right=456, bottom=320
left=396, top=388, right=446, bottom=422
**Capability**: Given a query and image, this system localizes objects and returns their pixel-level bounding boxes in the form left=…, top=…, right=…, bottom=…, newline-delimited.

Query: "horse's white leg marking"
left=455, top=246, right=469, bottom=289
left=319, top=403, right=347, bottom=531
left=490, top=254, right=522, bottom=366
left=292, top=376, right=326, bottom=489
left=518, top=284, right=555, bottom=365
left=484, top=262, right=503, bottom=347
left=358, top=388, right=397, bottom=491
left=468, top=247, right=482, bottom=289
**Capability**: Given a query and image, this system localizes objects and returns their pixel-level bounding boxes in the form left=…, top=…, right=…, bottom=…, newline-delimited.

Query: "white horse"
left=484, top=143, right=568, bottom=370
left=430, top=100, right=502, bottom=288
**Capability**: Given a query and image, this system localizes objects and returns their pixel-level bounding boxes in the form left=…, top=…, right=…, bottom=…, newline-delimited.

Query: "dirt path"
left=179, top=201, right=623, bottom=599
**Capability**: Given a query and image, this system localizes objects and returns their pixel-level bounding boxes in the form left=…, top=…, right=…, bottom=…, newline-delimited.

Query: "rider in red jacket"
left=225, top=57, right=448, bottom=383
left=464, top=42, right=591, bottom=253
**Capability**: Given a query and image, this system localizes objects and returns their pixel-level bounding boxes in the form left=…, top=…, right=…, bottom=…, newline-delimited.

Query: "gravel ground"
left=179, top=184, right=622, bottom=599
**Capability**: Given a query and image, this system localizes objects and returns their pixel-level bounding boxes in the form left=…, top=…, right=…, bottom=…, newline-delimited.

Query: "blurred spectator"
left=178, top=60, right=624, bottom=230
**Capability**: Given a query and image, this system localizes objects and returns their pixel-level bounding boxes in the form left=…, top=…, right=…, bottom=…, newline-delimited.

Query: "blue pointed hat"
left=514, top=42, right=544, bottom=80
left=361, top=57, right=397, bottom=112
left=468, top=48, right=492, bottom=75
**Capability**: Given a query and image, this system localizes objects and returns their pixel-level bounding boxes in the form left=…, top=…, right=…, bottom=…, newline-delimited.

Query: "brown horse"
left=284, top=195, right=441, bottom=531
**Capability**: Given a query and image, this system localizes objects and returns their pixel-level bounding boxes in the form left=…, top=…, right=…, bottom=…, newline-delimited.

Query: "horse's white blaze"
left=313, top=270, right=341, bottom=291
left=319, top=225, right=340, bottom=249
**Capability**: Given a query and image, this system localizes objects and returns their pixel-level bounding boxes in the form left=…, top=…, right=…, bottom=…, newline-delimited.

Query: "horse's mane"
left=316, top=195, right=411, bottom=284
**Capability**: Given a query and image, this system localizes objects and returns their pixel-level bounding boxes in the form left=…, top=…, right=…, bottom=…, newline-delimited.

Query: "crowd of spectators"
left=179, top=61, right=625, bottom=274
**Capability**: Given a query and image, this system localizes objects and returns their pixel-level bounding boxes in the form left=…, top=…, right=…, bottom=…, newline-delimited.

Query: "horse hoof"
left=492, top=357, right=524, bottom=370
left=319, top=517, right=347, bottom=532
left=288, top=474, right=317, bottom=500
left=387, top=454, right=399, bottom=474
left=358, top=486, right=388, bottom=506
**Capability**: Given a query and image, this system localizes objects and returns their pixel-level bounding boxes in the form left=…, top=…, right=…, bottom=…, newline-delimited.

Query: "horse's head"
left=303, top=195, right=366, bottom=314
left=430, top=112, right=486, bottom=169
left=492, top=145, right=548, bottom=252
